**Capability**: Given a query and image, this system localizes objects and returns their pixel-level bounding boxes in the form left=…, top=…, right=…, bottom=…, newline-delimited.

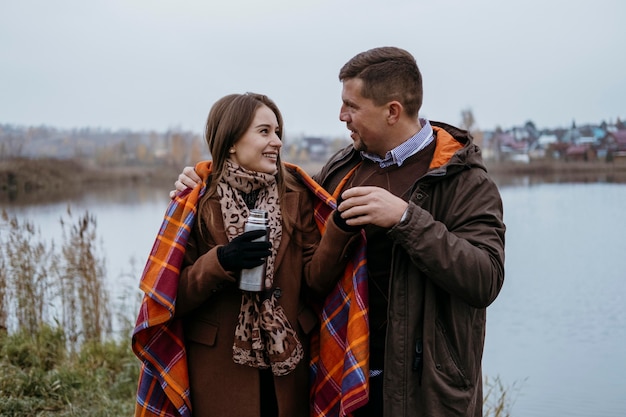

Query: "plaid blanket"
left=131, top=161, right=212, bottom=417
left=131, top=161, right=369, bottom=417
left=288, top=163, right=370, bottom=417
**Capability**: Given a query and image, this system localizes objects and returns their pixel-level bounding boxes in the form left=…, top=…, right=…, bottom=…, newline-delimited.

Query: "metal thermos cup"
left=238, top=209, right=269, bottom=292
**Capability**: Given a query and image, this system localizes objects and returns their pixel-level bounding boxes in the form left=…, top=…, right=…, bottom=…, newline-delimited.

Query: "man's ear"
left=387, top=101, right=403, bottom=125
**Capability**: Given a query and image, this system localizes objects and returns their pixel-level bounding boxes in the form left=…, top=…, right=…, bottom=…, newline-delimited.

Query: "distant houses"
left=300, top=137, right=328, bottom=161
left=291, top=135, right=351, bottom=163
left=483, top=120, right=626, bottom=163
left=605, top=129, right=626, bottom=163
left=2, top=119, right=626, bottom=166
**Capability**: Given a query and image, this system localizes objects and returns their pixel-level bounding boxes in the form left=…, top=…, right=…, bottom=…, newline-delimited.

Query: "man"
left=173, top=46, right=505, bottom=417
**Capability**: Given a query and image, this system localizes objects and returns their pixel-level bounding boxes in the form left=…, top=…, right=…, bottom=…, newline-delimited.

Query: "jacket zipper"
left=412, top=338, right=423, bottom=385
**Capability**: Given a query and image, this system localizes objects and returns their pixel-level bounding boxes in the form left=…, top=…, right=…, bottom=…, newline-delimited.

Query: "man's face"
left=339, top=78, right=389, bottom=157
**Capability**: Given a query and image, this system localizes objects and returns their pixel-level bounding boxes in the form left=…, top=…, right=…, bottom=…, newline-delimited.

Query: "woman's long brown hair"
left=197, top=92, right=301, bottom=235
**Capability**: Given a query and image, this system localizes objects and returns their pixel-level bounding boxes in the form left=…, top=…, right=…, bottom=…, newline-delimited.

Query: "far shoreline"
left=1, top=157, right=626, bottom=205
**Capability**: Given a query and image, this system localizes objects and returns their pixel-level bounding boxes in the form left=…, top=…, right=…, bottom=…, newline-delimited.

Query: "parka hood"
left=429, top=121, right=487, bottom=175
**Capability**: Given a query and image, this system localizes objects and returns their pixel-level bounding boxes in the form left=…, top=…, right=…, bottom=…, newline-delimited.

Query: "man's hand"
left=169, top=166, right=202, bottom=199
left=337, top=186, right=409, bottom=229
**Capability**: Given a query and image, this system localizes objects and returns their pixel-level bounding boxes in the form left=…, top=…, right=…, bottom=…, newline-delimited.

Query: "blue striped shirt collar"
left=361, top=119, right=434, bottom=168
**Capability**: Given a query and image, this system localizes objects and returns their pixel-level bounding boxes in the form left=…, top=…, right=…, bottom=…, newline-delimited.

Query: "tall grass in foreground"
left=0, top=208, right=518, bottom=416
left=0, top=208, right=140, bottom=415
left=483, top=375, right=523, bottom=417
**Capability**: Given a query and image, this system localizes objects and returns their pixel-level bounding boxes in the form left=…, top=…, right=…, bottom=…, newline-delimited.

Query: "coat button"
left=273, top=287, right=282, bottom=298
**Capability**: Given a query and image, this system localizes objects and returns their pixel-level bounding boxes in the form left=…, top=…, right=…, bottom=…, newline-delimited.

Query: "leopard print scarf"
left=217, top=160, right=303, bottom=376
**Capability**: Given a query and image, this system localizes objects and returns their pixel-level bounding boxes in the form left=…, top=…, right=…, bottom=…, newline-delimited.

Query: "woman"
left=134, top=93, right=361, bottom=417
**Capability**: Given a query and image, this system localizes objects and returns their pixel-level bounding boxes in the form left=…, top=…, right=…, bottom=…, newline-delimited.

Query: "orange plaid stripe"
left=132, top=161, right=213, bottom=417
left=286, top=163, right=370, bottom=417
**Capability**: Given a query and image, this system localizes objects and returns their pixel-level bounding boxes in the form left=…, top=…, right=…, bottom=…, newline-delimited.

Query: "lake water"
left=2, top=181, right=625, bottom=416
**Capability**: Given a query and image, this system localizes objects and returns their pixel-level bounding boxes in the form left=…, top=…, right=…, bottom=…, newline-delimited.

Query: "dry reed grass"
left=0, top=207, right=138, bottom=415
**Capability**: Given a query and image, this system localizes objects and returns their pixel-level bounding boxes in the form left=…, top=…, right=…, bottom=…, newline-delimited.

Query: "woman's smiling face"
left=229, top=104, right=282, bottom=174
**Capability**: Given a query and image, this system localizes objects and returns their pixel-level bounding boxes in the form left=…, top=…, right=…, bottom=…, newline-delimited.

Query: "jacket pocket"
left=185, top=318, right=218, bottom=347
left=434, top=320, right=470, bottom=389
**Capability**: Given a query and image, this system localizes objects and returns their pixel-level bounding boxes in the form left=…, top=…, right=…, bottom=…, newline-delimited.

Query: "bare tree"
left=460, top=108, right=476, bottom=132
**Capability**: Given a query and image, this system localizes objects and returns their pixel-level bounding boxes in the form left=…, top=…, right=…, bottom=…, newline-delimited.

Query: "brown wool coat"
left=174, top=180, right=359, bottom=417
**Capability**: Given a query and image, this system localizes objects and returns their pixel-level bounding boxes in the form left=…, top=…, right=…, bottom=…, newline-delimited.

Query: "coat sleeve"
left=298, top=189, right=362, bottom=297
left=174, top=223, right=237, bottom=317
left=388, top=169, right=505, bottom=308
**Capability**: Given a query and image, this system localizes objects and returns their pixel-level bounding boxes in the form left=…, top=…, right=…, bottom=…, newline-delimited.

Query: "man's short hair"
left=339, top=46, right=423, bottom=118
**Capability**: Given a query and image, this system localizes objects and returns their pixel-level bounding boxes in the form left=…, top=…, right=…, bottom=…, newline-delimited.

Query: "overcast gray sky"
left=1, top=0, right=624, bottom=138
